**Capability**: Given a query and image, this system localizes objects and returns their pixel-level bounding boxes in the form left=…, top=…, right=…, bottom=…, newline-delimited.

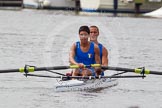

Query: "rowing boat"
left=54, top=77, right=118, bottom=92
left=25, top=72, right=145, bottom=92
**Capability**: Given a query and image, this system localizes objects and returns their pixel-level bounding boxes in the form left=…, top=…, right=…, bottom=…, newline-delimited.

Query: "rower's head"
left=90, top=26, right=99, bottom=43
left=78, top=26, right=90, bottom=43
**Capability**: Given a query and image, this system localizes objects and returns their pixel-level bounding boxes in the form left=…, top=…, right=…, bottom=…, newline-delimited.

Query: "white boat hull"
left=80, top=0, right=162, bottom=12
left=23, top=0, right=75, bottom=9
left=23, top=0, right=39, bottom=9
left=54, top=78, right=118, bottom=92
left=44, top=0, right=75, bottom=7
left=143, top=7, right=162, bottom=18
left=80, top=0, right=130, bottom=11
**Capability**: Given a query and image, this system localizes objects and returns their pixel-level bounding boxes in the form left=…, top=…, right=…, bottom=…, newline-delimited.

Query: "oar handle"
left=70, top=64, right=101, bottom=68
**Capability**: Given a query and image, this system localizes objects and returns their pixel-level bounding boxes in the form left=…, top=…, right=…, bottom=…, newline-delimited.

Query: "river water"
left=0, top=9, right=162, bottom=108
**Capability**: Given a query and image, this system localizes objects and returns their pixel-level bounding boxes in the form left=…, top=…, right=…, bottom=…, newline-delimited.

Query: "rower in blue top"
left=69, top=26, right=101, bottom=77
left=90, top=26, right=109, bottom=76
left=74, top=41, right=95, bottom=66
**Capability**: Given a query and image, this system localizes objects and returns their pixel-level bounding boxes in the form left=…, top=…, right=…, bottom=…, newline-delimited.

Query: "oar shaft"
left=0, top=69, right=20, bottom=73
left=34, top=66, right=70, bottom=71
left=149, top=71, right=162, bottom=75
left=102, top=66, right=162, bottom=75
left=0, top=64, right=100, bottom=73
left=0, top=66, right=71, bottom=73
left=102, top=66, right=134, bottom=72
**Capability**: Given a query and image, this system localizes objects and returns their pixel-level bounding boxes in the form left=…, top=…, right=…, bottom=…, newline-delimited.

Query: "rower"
left=69, top=25, right=101, bottom=77
left=90, top=25, right=109, bottom=76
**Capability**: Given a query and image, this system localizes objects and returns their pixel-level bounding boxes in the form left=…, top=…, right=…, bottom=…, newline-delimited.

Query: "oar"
left=101, top=66, right=162, bottom=75
left=0, top=66, right=69, bottom=73
left=0, top=64, right=101, bottom=73
left=1, top=64, right=161, bottom=75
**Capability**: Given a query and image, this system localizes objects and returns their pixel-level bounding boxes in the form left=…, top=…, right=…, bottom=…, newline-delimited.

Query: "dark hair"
left=79, top=26, right=90, bottom=34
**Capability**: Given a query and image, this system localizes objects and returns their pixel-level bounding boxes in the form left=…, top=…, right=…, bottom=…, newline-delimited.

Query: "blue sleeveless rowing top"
left=75, top=41, right=95, bottom=65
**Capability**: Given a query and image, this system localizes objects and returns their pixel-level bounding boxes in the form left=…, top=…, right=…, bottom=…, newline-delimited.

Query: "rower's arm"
left=94, top=44, right=102, bottom=76
left=69, top=43, right=78, bottom=65
left=94, top=44, right=101, bottom=64
left=102, top=46, right=108, bottom=66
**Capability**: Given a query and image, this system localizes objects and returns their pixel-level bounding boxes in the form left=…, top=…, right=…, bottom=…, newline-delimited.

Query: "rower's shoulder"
left=92, top=42, right=99, bottom=49
left=98, top=43, right=108, bottom=54
left=102, top=45, right=108, bottom=51
left=71, top=42, right=78, bottom=50
left=98, top=43, right=107, bottom=50
left=72, top=41, right=80, bottom=46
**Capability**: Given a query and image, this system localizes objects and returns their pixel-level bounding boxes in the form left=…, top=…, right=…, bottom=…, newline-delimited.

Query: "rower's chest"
left=80, top=46, right=90, bottom=52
